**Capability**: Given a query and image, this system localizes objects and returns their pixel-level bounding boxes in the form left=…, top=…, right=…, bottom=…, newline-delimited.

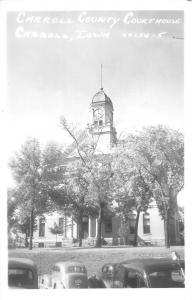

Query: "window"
left=126, top=270, right=147, bottom=288
left=39, top=217, right=45, bottom=237
left=8, top=269, right=34, bottom=288
left=149, top=269, right=185, bottom=287
left=82, top=216, right=88, bottom=222
left=99, top=120, right=103, bottom=126
left=51, top=265, right=60, bottom=273
left=128, top=213, right=136, bottom=234
left=143, top=213, right=150, bottom=234
left=105, top=218, right=112, bottom=233
left=67, top=266, right=86, bottom=274
left=58, top=218, right=64, bottom=234
left=171, top=269, right=185, bottom=283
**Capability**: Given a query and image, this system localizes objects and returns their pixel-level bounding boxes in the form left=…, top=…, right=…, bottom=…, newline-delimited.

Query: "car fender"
left=39, top=274, right=52, bottom=289
left=52, top=279, right=65, bottom=289
left=88, top=276, right=106, bottom=288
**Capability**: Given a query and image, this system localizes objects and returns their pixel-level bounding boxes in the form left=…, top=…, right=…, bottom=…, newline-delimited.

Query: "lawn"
left=9, top=246, right=184, bottom=277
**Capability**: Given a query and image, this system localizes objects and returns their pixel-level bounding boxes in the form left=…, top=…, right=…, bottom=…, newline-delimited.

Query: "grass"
left=9, top=245, right=184, bottom=277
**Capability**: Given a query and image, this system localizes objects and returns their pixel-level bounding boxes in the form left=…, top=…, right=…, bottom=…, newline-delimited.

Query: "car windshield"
left=8, top=268, right=35, bottom=288
left=148, top=268, right=185, bottom=288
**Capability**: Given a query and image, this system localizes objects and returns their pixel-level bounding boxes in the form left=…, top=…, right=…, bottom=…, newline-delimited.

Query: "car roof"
left=8, top=258, right=37, bottom=270
left=120, top=258, right=185, bottom=273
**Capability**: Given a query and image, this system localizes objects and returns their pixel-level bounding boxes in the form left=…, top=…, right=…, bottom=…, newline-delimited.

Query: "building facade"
left=33, top=203, right=167, bottom=247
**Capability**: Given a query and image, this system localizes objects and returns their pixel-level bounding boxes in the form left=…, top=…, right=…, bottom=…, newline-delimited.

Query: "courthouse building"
left=33, top=86, right=180, bottom=247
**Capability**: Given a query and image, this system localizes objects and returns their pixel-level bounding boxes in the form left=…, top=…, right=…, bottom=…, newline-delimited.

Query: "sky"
left=6, top=10, right=184, bottom=194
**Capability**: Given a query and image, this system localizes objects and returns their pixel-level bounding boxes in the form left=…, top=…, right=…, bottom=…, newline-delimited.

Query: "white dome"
left=92, top=88, right=113, bottom=107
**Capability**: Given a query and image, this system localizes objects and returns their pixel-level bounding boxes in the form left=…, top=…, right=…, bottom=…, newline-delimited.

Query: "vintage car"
left=39, top=261, right=88, bottom=289
left=88, top=257, right=185, bottom=288
left=8, top=257, right=38, bottom=289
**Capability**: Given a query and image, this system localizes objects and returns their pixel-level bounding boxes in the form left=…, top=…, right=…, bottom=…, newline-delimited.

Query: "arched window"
left=143, top=213, right=150, bottom=234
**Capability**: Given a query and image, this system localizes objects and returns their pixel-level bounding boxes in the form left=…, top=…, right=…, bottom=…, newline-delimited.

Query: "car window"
left=52, top=265, right=60, bottom=273
left=126, top=270, right=147, bottom=288
left=8, top=268, right=34, bottom=288
left=149, top=269, right=184, bottom=288
left=67, top=266, right=86, bottom=273
left=171, top=269, right=184, bottom=283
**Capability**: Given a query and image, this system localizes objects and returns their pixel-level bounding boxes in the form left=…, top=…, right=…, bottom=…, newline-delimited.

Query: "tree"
left=129, top=173, right=153, bottom=246
left=178, top=206, right=184, bottom=245
left=85, top=155, right=114, bottom=247
left=9, top=138, right=42, bottom=249
left=47, top=165, right=90, bottom=247
left=9, top=138, right=65, bottom=250
left=48, top=147, right=112, bottom=248
left=120, top=125, right=184, bottom=247
left=60, top=117, right=114, bottom=247
left=65, top=160, right=97, bottom=246
left=111, top=149, right=152, bottom=246
left=7, top=188, right=20, bottom=247
left=7, top=188, right=36, bottom=248
left=7, top=188, right=17, bottom=232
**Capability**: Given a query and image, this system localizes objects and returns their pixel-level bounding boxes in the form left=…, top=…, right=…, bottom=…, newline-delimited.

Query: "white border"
left=0, top=1, right=191, bottom=300
left=184, top=2, right=192, bottom=294
left=0, top=0, right=188, bottom=11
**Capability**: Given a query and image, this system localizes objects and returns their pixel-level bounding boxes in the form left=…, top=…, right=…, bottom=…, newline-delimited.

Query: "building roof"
left=92, top=88, right=113, bottom=107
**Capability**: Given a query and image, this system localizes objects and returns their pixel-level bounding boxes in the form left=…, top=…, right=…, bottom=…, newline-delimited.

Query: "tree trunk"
left=95, top=205, right=102, bottom=248
left=29, top=209, right=34, bottom=250
left=164, top=209, right=170, bottom=248
left=169, top=191, right=179, bottom=245
left=133, top=206, right=141, bottom=247
left=25, top=231, right=28, bottom=248
left=25, top=218, right=29, bottom=248
left=78, top=214, right=83, bottom=247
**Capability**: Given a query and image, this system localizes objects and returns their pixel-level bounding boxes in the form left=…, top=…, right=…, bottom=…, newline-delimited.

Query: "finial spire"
left=101, top=64, right=103, bottom=90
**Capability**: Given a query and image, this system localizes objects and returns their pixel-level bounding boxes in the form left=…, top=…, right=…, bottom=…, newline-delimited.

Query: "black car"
left=8, top=258, right=38, bottom=289
left=88, top=257, right=185, bottom=288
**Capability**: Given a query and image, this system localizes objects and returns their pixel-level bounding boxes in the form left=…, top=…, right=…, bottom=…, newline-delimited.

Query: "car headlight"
left=108, top=265, right=114, bottom=272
